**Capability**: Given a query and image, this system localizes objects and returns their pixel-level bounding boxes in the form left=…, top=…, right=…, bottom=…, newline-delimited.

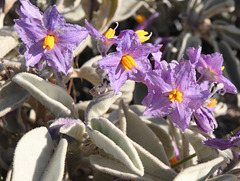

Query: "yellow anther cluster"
left=103, top=28, right=115, bottom=39
left=135, top=30, right=150, bottom=43
left=221, top=66, right=225, bottom=71
left=43, top=35, right=55, bottom=50
left=169, top=89, right=183, bottom=103
left=121, top=55, right=137, bottom=71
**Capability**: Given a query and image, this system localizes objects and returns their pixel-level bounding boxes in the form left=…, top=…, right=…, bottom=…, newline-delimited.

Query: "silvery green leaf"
left=183, top=128, right=218, bottom=163
left=12, top=72, right=76, bottom=118
left=207, top=174, right=237, bottom=181
left=12, top=127, right=54, bottom=181
left=118, top=99, right=127, bottom=134
left=85, top=91, right=122, bottom=122
left=227, top=168, right=240, bottom=177
left=143, top=119, right=175, bottom=159
left=40, top=139, right=68, bottom=181
left=113, top=0, right=146, bottom=22
left=56, top=0, right=81, bottom=13
left=173, top=157, right=227, bottom=181
left=218, top=40, right=240, bottom=91
left=87, top=117, right=144, bottom=176
left=0, top=27, right=18, bottom=58
left=90, top=154, right=162, bottom=181
left=132, top=141, right=177, bottom=180
left=49, top=118, right=86, bottom=141
left=71, top=55, right=102, bottom=86
left=92, top=0, right=120, bottom=34
left=121, top=100, right=170, bottom=166
left=201, top=0, right=235, bottom=19
left=0, top=81, right=29, bottom=117
left=110, top=80, right=135, bottom=105
left=177, top=32, right=201, bottom=60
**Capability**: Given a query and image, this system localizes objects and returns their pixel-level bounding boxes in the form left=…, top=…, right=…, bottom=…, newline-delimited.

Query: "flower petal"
left=16, top=0, right=43, bottom=19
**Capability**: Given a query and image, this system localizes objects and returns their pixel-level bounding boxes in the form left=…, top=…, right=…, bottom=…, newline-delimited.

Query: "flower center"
left=135, top=30, right=151, bottom=43
left=221, top=66, right=225, bottom=71
left=121, top=55, right=137, bottom=71
left=43, top=35, right=55, bottom=50
left=168, top=89, right=183, bottom=103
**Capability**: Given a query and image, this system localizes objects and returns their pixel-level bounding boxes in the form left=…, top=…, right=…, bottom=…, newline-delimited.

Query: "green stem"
left=172, top=153, right=196, bottom=169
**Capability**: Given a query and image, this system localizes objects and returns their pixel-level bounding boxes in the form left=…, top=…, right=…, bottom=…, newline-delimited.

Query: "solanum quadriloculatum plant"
left=14, top=0, right=88, bottom=74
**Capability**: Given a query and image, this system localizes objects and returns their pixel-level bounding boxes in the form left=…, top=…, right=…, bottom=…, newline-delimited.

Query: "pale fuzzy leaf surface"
left=85, top=91, right=122, bottom=122
left=132, top=141, right=177, bottom=180
left=0, top=27, right=18, bottom=57
left=143, top=119, right=175, bottom=159
left=207, top=174, right=237, bottom=181
left=173, top=157, right=228, bottom=181
left=40, top=138, right=68, bottom=181
left=113, top=80, right=135, bottom=105
left=72, top=55, right=102, bottom=85
left=121, top=100, right=170, bottom=166
left=73, top=36, right=91, bottom=57
left=113, top=0, right=146, bottom=22
left=59, top=122, right=86, bottom=141
left=92, top=0, right=119, bottom=34
left=56, top=0, right=81, bottom=13
left=0, top=81, right=29, bottom=117
left=90, top=154, right=163, bottom=181
left=183, top=128, right=218, bottom=163
left=12, top=127, right=54, bottom=181
left=87, top=117, right=144, bottom=176
left=12, top=72, right=76, bottom=118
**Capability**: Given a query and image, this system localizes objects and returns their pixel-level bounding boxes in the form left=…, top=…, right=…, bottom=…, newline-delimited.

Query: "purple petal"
left=16, top=0, right=43, bottom=19
left=84, top=19, right=103, bottom=39
left=203, top=138, right=232, bottom=150
left=14, top=18, right=46, bottom=47
left=217, top=75, right=237, bottom=94
left=186, top=46, right=201, bottom=66
left=169, top=102, right=192, bottom=132
left=44, top=45, right=72, bottom=75
left=24, top=40, right=44, bottom=66
left=43, top=6, right=66, bottom=33
left=193, top=107, right=217, bottom=134
left=143, top=92, right=175, bottom=117
left=56, top=24, right=88, bottom=51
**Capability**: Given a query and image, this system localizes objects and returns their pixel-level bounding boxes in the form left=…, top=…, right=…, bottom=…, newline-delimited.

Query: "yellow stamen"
left=168, top=89, right=183, bottom=103
left=135, top=14, right=147, bottom=24
left=208, top=99, right=218, bottom=107
left=103, top=28, right=115, bottom=39
left=43, top=35, right=55, bottom=50
left=121, top=55, right=137, bottom=71
left=221, top=66, right=225, bottom=71
left=135, top=30, right=150, bottom=43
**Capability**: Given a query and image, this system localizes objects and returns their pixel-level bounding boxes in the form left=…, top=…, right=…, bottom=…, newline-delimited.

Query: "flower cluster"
left=15, top=0, right=88, bottom=74
left=142, top=46, right=237, bottom=132
left=14, top=0, right=237, bottom=134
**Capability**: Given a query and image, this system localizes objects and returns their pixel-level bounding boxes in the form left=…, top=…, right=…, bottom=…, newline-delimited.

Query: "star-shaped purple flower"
left=186, top=46, right=237, bottom=94
left=98, top=30, right=161, bottom=94
left=14, top=0, right=88, bottom=74
left=143, top=61, right=210, bottom=132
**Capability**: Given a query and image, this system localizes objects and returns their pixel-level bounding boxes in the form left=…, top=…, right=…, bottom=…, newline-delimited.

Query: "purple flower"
left=203, top=131, right=240, bottom=152
left=98, top=30, right=161, bottom=94
left=85, top=19, right=120, bottom=56
left=186, top=47, right=237, bottom=94
left=143, top=61, right=209, bottom=131
left=14, top=0, right=88, bottom=74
